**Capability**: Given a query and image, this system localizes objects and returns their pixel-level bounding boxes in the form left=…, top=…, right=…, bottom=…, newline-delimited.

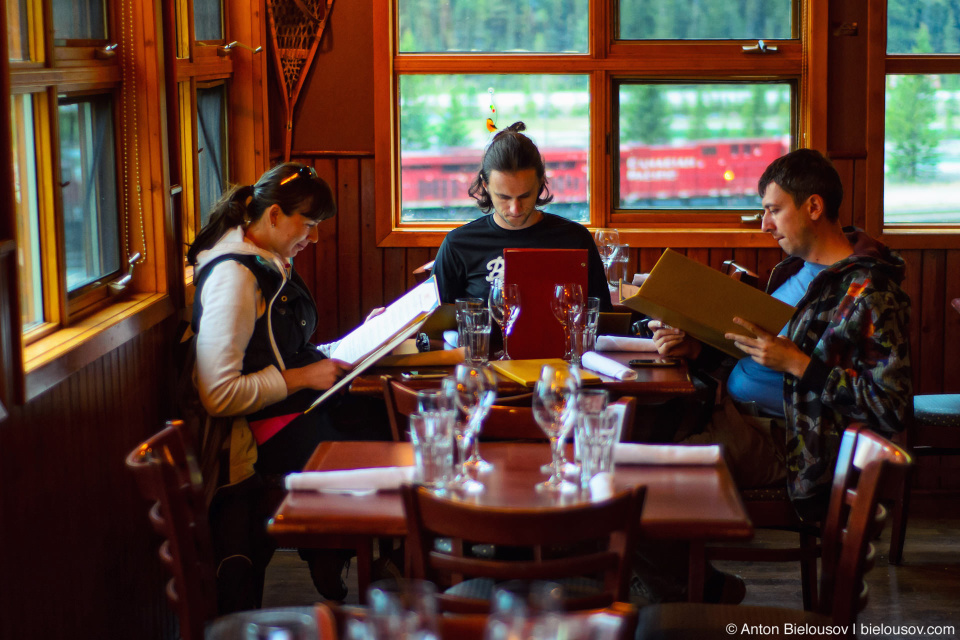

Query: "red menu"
left=503, top=248, right=589, bottom=360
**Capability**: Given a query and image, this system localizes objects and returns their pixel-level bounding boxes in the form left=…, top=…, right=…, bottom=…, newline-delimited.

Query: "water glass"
left=416, top=388, right=455, bottom=413
left=605, top=244, right=630, bottom=289
left=577, top=409, right=619, bottom=490
left=484, top=581, right=564, bottom=640
left=408, top=411, right=455, bottom=490
left=463, top=308, right=491, bottom=365
left=488, top=279, right=521, bottom=360
left=366, top=579, right=439, bottom=640
left=582, top=297, right=601, bottom=353
left=455, top=297, right=485, bottom=348
left=594, top=228, right=620, bottom=271
left=206, top=608, right=318, bottom=640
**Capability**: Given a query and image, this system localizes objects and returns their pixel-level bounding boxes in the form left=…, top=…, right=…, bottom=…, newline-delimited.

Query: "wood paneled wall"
left=0, top=318, right=179, bottom=640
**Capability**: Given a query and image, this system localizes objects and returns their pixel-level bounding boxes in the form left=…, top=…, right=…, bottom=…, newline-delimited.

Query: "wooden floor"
left=262, top=503, right=960, bottom=638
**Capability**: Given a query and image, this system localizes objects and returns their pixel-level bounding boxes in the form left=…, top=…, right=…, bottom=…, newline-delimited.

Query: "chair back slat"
left=403, top=484, right=644, bottom=613
left=126, top=420, right=217, bottom=640
left=817, top=425, right=912, bottom=626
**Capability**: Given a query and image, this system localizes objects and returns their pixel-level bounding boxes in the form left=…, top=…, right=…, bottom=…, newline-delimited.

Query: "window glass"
left=197, top=84, right=227, bottom=226
left=618, top=0, right=792, bottom=40
left=6, top=0, right=30, bottom=61
left=193, top=0, right=223, bottom=41
left=888, top=0, right=960, bottom=54
left=617, top=83, right=793, bottom=209
left=11, top=94, right=43, bottom=330
left=52, top=0, right=106, bottom=41
left=883, top=74, right=960, bottom=224
left=397, top=0, right=588, bottom=53
left=58, top=96, right=120, bottom=292
left=399, top=74, right=589, bottom=223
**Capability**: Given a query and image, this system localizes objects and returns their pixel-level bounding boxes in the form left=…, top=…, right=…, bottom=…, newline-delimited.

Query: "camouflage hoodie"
left=771, top=227, right=912, bottom=519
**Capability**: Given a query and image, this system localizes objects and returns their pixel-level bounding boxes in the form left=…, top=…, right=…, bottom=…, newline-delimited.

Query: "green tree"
left=886, top=25, right=941, bottom=181
left=689, top=91, right=711, bottom=140
left=400, top=75, right=433, bottom=150
left=435, top=88, right=471, bottom=148
left=623, top=85, right=670, bottom=144
left=887, top=74, right=941, bottom=181
left=739, top=85, right=767, bottom=137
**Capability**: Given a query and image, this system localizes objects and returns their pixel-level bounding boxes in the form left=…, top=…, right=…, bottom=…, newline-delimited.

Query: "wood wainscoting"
left=291, top=152, right=960, bottom=496
left=0, top=317, right=180, bottom=639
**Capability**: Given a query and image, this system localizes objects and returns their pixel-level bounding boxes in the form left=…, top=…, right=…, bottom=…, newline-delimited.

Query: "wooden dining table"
left=349, top=351, right=697, bottom=405
left=268, top=440, right=753, bottom=603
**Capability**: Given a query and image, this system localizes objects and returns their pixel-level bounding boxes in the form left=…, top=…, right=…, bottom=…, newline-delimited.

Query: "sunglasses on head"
left=279, top=164, right=318, bottom=186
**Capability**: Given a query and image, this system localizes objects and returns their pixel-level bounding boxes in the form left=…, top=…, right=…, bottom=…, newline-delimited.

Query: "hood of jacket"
left=771, top=226, right=906, bottom=291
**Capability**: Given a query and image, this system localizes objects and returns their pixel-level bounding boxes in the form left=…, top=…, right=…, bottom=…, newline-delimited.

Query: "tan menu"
left=619, top=249, right=795, bottom=359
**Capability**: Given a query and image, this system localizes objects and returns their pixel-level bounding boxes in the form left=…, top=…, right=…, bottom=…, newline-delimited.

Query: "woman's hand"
left=282, top=358, right=351, bottom=394
left=648, top=320, right=702, bottom=359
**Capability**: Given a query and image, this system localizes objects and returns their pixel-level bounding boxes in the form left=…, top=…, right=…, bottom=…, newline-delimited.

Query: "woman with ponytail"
left=189, top=163, right=389, bottom=610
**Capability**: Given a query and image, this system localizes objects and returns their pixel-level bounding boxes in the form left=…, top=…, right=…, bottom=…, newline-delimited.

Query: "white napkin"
left=443, top=330, right=459, bottom=349
left=588, top=472, right=615, bottom=501
left=595, top=335, right=658, bottom=352
left=581, top=351, right=638, bottom=381
left=614, top=443, right=721, bottom=465
left=285, top=466, right=415, bottom=493
left=632, top=273, right=650, bottom=286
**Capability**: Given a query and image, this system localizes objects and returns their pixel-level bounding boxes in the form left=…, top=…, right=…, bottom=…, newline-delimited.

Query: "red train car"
left=399, top=137, right=788, bottom=216
left=619, top=138, right=789, bottom=205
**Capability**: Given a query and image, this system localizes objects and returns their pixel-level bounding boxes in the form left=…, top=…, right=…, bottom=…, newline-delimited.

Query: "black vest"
left=193, top=253, right=322, bottom=420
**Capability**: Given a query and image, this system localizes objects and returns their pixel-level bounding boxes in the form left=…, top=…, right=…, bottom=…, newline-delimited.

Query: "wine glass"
left=489, top=280, right=521, bottom=360
left=551, top=283, right=585, bottom=366
left=594, top=228, right=620, bottom=270
left=448, top=364, right=497, bottom=493
left=532, top=364, right=581, bottom=494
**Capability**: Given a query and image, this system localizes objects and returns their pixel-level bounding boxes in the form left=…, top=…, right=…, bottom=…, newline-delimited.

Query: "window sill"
left=23, top=292, right=175, bottom=401
left=376, top=226, right=778, bottom=249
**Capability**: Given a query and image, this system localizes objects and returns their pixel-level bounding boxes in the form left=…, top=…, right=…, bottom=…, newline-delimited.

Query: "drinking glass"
left=605, top=244, right=630, bottom=289
left=455, top=297, right=485, bottom=348
left=408, top=411, right=455, bottom=491
left=416, top=387, right=455, bottom=413
left=484, top=581, right=565, bottom=640
left=206, top=608, right=318, bottom=640
left=582, top=297, right=601, bottom=354
left=488, top=279, right=521, bottom=360
left=463, top=308, right=492, bottom=365
left=366, top=578, right=439, bottom=640
left=551, top=283, right=585, bottom=366
left=448, top=364, right=497, bottom=492
left=532, top=364, right=580, bottom=493
left=594, top=228, right=620, bottom=271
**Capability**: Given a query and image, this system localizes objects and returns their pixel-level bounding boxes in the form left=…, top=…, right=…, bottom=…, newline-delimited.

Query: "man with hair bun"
left=432, top=121, right=612, bottom=310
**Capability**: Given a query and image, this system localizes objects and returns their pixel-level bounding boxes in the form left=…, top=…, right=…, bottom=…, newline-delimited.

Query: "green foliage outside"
left=885, top=22, right=948, bottom=183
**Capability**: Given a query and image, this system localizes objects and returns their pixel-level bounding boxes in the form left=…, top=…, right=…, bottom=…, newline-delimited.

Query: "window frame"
left=3, top=0, right=177, bottom=402
left=864, top=0, right=960, bottom=249
left=373, top=0, right=828, bottom=248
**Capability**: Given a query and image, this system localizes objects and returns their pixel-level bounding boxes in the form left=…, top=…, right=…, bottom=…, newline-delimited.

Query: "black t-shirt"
left=432, top=211, right=612, bottom=311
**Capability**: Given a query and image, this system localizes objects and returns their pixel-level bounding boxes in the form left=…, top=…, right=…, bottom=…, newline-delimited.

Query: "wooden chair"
left=888, top=296, right=960, bottom=564
left=402, top=484, right=646, bottom=613
left=412, top=260, right=435, bottom=283
left=382, top=375, right=636, bottom=443
left=721, top=259, right=760, bottom=288
left=126, top=420, right=217, bottom=640
left=637, top=425, right=912, bottom=637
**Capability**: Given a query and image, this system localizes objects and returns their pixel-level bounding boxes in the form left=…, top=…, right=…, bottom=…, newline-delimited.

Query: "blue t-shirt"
left=726, top=261, right=827, bottom=417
